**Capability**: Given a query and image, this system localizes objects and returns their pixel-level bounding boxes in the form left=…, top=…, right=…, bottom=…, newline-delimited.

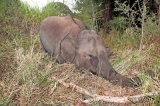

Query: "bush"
left=106, top=17, right=128, bottom=30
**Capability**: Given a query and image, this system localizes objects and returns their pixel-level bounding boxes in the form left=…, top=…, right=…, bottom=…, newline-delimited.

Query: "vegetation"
left=0, top=0, right=159, bottom=105
left=42, top=2, right=73, bottom=17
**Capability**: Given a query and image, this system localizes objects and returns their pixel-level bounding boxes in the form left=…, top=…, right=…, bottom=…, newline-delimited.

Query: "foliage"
left=42, top=2, right=73, bottom=17
left=106, top=17, right=127, bottom=30
left=0, top=0, right=42, bottom=38
left=114, top=1, right=141, bottom=28
left=74, top=0, right=99, bottom=29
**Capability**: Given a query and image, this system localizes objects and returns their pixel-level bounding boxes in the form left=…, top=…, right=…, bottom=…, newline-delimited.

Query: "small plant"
left=114, top=1, right=141, bottom=28
left=106, top=17, right=128, bottom=31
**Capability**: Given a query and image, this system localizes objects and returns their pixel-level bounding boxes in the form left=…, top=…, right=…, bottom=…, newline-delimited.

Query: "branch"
left=51, top=76, right=160, bottom=104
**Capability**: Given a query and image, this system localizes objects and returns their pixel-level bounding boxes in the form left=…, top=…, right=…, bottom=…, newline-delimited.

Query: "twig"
left=52, top=76, right=160, bottom=104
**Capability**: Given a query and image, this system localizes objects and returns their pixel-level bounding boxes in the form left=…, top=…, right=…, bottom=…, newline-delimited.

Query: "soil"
left=47, top=63, right=147, bottom=106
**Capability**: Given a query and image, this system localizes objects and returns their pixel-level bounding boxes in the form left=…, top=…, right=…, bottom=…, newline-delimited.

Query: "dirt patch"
left=49, top=63, right=146, bottom=105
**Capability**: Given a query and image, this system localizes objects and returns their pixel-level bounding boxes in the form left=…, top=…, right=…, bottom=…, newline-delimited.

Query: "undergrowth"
left=0, top=0, right=159, bottom=105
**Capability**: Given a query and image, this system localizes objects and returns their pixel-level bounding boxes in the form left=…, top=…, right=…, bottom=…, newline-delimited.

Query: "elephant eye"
left=88, top=54, right=94, bottom=58
left=85, top=54, right=96, bottom=60
left=84, top=54, right=91, bottom=59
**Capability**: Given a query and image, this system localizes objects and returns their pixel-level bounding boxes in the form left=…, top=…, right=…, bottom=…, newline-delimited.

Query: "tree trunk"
left=101, top=0, right=114, bottom=33
left=106, top=0, right=114, bottom=22
left=155, top=0, right=160, bottom=27
left=158, top=5, right=160, bottom=27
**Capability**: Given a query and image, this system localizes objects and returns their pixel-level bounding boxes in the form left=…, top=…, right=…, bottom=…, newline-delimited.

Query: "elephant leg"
left=54, top=30, right=70, bottom=63
left=39, top=36, right=47, bottom=52
left=57, top=55, right=66, bottom=63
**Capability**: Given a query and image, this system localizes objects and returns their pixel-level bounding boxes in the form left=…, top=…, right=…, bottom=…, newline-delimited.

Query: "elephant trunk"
left=98, top=53, right=141, bottom=87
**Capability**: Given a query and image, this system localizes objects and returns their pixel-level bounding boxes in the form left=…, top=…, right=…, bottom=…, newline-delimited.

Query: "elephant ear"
left=60, top=35, right=76, bottom=63
left=53, top=28, right=71, bottom=63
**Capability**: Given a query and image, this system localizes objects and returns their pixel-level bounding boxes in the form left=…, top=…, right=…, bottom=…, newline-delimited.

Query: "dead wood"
left=51, top=76, right=160, bottom=104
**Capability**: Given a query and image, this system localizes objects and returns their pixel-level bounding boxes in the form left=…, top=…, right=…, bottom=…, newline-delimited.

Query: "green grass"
left=0, top=0, right=159, bottom=105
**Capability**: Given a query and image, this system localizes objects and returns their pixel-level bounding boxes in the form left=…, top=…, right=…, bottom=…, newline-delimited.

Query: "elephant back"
left=73, top=18, right=86, bottom=30
left=39, top=16, right=82, bottom=63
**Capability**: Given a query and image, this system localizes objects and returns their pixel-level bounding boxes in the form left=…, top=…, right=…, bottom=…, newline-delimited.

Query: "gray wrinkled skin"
left=39, top=16, right=142, bottom=87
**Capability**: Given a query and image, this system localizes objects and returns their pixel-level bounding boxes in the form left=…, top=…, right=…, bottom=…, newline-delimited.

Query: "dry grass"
left=0, top=33, right=159, bottom=105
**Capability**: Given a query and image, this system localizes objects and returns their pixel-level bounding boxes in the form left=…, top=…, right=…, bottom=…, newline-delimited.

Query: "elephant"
left=39, top=16, right=143, bottom=87
left=39, top=16, right=87, bottom=63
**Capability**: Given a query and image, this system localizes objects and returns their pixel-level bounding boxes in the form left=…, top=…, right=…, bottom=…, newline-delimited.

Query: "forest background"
left=0, top=0, right=160, bottom=105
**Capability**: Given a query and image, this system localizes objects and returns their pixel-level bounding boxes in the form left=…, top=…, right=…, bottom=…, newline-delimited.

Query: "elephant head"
left=39, top=16, right=141, bottom=87
left=74, top=30, right=141, bottom=87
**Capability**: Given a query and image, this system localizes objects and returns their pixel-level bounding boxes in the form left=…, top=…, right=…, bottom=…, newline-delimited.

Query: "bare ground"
left=44, top=63, right=157, bottom=106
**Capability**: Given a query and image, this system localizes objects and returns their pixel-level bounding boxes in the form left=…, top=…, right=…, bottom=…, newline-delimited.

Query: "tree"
left=42, top=2, right=73, bottom=17
left=74, top=0, right=158, bottom=33
left=74, top=0, right=98, bottom=29
left=155, top=0, right=160, bottom=27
